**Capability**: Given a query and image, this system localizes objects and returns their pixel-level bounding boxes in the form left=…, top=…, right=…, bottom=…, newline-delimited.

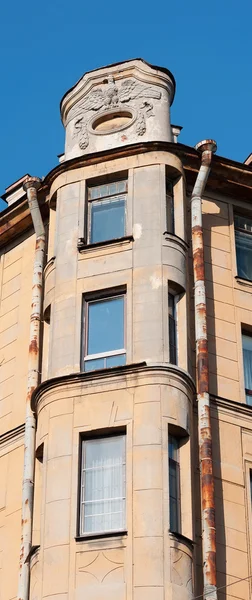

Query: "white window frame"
left=79, top=434, right=126, bottom=536
left=83, top=293, right=126, bottom=370
left=87, top=179, right=128, bottom=244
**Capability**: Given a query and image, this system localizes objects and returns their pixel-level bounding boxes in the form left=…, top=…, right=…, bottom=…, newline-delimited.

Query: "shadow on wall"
left=189, top=199, right=227, bottom=599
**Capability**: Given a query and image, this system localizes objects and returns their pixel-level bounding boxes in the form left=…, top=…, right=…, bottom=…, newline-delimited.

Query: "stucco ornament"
left=71, top=75, right=162, bottom=149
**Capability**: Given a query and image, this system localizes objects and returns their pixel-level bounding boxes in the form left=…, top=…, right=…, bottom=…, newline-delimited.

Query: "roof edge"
left=59, top=58, right=176, bottom=111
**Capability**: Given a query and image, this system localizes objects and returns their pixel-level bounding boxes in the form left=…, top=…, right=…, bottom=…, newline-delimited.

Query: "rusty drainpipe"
left=18, top=176, right=45, bottom=600
left=191, top=140, right=217, bottom=600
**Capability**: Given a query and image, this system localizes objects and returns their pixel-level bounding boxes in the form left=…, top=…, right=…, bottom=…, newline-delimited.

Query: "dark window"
left=169, top=435, right=181, bottom=533
left=79, top=434, right=126, bottom=535
left=168, top=292, right=177, bottom=365
left=88, top=180, right=127, bottom=244
left=235, top=214, right=252, bottom=281
left=83, top=294, right=126, bottom=372
left=166, top=179, right=174, bottom=234
left=242, top=332, right=252, bottom=405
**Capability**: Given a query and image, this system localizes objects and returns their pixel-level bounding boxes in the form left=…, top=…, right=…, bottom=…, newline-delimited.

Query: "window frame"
left=86, top=179, right=128, bottom=245
left=165, top=178, right=175, bottom=235
left=82, top=288, right=127, bottom=372
left=234, top=213, right=252, bottom=282
left=78, top=431, right=127, bottom=538
left=242, top=330, right=252, bottom=405
left=168, top=434, right=181, bottom=534
left=168, top=290, right=178, bottom=365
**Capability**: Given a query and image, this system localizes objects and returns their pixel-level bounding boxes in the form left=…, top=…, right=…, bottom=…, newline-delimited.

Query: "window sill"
left=163, top=232, right=189, bottom=251
left=169, top=531, right=194, bottom=548
left=77, top=235, right=134, bottom=253
left=235, top=276, right=252, bottom=288
left=76, top=530, right=128, bottom=542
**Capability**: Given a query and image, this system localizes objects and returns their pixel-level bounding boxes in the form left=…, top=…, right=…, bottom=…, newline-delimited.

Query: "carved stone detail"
left=171, top=547, right=192, bottom=593
left=77, top=548, right=124, bottom=582
left=76, top=549, right=126, bottom=600
left=74, top=117, right=89, bottom=149
left=69, top=75, right=162, bottom=149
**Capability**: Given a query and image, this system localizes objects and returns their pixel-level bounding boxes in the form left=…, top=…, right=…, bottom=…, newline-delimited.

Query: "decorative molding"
left=68, top=76, right=162, bottom=149
left=31, top=362, right=195, bottom=412
left=77, top=549, right=124, bottom=584
left=171, top=547, right=192, bottom=593
left=210, top=394, right=252, bottom=419
left=163, top=231, right=189, bottom=252
left=0, top=423, right=25, bottom=452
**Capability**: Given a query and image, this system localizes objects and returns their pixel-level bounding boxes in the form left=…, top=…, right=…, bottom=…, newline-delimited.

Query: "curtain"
left=80, top=436, right=126, bottom=534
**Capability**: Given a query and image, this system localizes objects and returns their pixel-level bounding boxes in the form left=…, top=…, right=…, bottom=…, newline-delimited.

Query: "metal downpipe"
left=18, top=176, right=45, bottom=600
left=191, top=140, right=218, bottom=600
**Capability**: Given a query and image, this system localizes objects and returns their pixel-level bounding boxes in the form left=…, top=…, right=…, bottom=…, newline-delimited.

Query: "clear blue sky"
left=0, top=0, right=251, bottom=211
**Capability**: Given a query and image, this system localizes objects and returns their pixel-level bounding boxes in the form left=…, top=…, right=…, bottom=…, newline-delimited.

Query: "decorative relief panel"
left=67, top=76, right=162, bottom=150
left=76, top=548, right=126, bottom=600
left=171, top=547, right=192, bottom=595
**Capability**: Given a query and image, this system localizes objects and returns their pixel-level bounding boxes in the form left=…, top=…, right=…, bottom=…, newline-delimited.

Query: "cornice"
left=60, top=58, right=176, bottom=115
left=210, top=394, right=252, bottom=420
left=0, top=423, right=25, bottom=452
left=31, top=362, right=196, bottom=413
left=42, top=141, right=252, bottom=200
left=0, top=188, right=48, bottom=249
left=1, top=141, right=251, bottom=248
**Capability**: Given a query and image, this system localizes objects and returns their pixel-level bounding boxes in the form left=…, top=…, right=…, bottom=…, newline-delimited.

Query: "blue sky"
left=0, top=0, right=251, bottom=211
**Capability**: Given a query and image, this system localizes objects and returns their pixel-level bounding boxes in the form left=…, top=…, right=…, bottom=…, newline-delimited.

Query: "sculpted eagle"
left=69, top=76, right=162, bottom=121
left=71, top=76, right=162, bottom=149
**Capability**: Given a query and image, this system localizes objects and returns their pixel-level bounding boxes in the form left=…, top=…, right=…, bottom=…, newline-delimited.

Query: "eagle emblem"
left=69, top=76, right=162, bottom=149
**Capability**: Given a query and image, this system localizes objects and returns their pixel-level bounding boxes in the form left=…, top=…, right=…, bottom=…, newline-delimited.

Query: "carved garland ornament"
left=69, top=75, right=162, bottom=149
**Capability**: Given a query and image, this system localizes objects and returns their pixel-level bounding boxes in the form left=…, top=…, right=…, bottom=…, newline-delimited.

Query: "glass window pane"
left=242, top=334, right=252, bottom=401
left=235, top=230, right=252, bottom=280
left=169, top=436, right=179, bottom=460
left=106, top=353, right=126, bottom=368
left=168, top=294, right=177, bottom=365
left=81, top=436, right=126, bottom=534
left=168, top=435, right=180, bottom=533
left=90, top=197, right=125, bottom=243
left=235, top=215, right=252, bottom=232
left=84, top=357, right=104, bottom=372
left=87, top=297, right=124, bottom=356
left=166, top=180, right=174, bottom=234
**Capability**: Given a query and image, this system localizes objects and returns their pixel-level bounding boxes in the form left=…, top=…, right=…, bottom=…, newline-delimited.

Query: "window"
left=168, top=292, right=177, bottom=365
left=169, top=435, right=181, bottom=533
left=166, top=179, right=174, bottom=234
left=83, top=293, right=126, bottom=371
left=242, top=332, right=252, bottom=405
left=88, top=180, right=127, bottom=244
left=79, top=434, right=126, bottom=535
left=235, top=214, right=252, bottom=281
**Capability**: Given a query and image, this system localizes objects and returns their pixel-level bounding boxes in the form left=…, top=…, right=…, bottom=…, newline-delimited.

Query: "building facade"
left=0, top=59, right=252, bottom=600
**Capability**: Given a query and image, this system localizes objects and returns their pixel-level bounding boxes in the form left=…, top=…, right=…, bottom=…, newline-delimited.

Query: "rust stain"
left=197, top=339, right=208, bottom=393
left=205, top=551, right=217, bottom=586
left=191, top=143, right=217, bottom=596
left=29, top=338, right=38, bottom=355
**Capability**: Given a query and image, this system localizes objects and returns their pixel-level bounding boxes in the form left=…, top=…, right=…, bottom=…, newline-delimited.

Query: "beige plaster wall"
left=1, top=149, right=252, bottom=600
left=31, top=367, right=194, bottom=600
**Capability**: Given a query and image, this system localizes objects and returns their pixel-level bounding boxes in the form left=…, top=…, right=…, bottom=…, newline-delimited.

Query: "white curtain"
left=80, top=436, right=126, bottom=535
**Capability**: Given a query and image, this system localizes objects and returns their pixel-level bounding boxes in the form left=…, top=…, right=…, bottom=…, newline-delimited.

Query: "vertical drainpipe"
left=18, top=176, right=45, bottom=600
left=191, top=140, right=218, bottom=600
